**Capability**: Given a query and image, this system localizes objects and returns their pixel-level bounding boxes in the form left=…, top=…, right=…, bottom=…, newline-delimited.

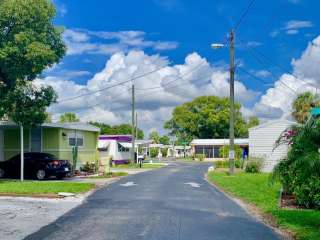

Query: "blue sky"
left=42, top=0, right=320, bottom=133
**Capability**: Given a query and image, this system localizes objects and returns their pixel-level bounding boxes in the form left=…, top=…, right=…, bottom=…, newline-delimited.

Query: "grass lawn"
left=0, top=180, right=95, bottom=195
left=207, top=171, right=320, bottom=240
left=113, top=163, right=165, bottom=169
left=89, top=172, right=128, bottom=178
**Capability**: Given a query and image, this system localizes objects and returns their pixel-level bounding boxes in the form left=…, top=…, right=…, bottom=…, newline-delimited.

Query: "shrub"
left=161, top=148, right=168, bottom=157
left=80, top=162, right=96, bottom=173
left=195, top=154, right=205, bottom=161
left=245, top=160, right=262, bottom=173
left=214, top=160, right=241, bottom=169
left=219, top=145, right=243, bottom=159
left=272, top=119, right=320, bottom=209
left=150, top=148, right=158, bottom=158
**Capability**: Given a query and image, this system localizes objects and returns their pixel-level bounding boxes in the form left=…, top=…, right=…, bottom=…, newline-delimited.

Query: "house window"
left=117, top=143, right=129, bottom=152
left=68, top=132, right=84, bottom=147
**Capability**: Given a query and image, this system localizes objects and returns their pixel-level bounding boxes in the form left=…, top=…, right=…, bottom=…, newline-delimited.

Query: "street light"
left=211, top=29, right=235, bottom=175
left=211, top=43, right=225, bottom=49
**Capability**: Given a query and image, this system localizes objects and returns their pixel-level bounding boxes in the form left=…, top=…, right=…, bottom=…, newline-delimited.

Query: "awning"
left=98, top=140, right=110, bottom=149
left=119, top=142, right=132, bottom=148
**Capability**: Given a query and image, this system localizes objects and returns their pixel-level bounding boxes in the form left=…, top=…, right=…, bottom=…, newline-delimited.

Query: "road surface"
left=25, top=162, right=281, bottom=240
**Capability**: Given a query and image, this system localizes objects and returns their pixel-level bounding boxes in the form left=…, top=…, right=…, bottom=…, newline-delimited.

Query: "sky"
left=38, top=0, right=320, bottom=135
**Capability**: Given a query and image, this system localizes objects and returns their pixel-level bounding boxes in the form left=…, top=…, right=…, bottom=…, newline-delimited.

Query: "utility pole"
left=229, top=29, right=235, bottom=175
left=131, top=84, right=135, bottom=163
left=20, top=124, right=24, bottom=181
left=135, top=112, right=138, bottom=140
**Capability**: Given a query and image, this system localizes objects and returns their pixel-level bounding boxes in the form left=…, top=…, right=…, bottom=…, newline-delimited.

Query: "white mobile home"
left=190, top=139, right=249, bottom=160
left=98, top=135, right=132, bottom=165
left=249, top=119, right=296, bottom=172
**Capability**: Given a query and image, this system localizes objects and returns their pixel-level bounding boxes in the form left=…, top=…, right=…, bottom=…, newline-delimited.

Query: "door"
left=0, top=130, right=4, bottom=161
left=31, top=128, right=42, bottom=152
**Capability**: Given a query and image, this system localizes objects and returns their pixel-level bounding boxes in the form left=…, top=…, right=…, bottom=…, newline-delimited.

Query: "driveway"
left=25, top=162, right=281, bottom=240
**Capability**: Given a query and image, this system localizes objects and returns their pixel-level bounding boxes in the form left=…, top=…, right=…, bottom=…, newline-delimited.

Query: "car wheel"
left=0, top=168, right=4, bottom=178
left=36, top=169, right=46, bottom=180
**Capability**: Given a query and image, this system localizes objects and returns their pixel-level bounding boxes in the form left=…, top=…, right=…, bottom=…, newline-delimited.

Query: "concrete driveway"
left=25, top=162, right=281, bottom=240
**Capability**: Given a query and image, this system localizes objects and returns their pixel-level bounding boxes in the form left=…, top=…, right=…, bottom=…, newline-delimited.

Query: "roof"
left=99, top=135, right=132, bottom=142
left=0, top=121, right=100, bottom=132
left=249, top=119, right=297, bottom=132
left=190, top=138, right=249, bottom=146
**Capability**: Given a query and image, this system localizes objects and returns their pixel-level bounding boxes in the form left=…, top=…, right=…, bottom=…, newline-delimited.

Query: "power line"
left=236, top=36, right=298, bottom=94
left=234, top=0, right=256, bottom=31
left=58, top=65, right=166, bottom=103
left=135, top=61, right=206, bottom=91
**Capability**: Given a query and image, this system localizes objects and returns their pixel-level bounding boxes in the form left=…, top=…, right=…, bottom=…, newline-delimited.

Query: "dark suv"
left=0, top=152, right=72, bottom=180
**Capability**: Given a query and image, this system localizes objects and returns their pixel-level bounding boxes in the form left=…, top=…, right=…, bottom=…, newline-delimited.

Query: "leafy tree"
left=149, top=131, right=160, bottom=143
left=247, top=116, right=260, bottom=128
left=272, top=119, right=320, bottom=209
left=164, top=96, right=248, bottom=142
left=89, top=122, right=111, bottom=134
left=44, top=112, right=52, bottom=123
left=59, top=112, right=79, bottom=123
left=0, top=0, right=65, bottom=93
left=159, top=135, right=170, bottom=145
left=292, top=92, right=319, bottom=124
left=0, top=0, right=65, bottom=122
left=1, top=81, right=57, bottom=126
left=89, top=122, right=144, bottom=139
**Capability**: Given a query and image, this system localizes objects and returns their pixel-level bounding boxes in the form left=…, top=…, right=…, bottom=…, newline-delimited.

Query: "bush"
left=161, top=148, right=168, bottom=157
left=150, top=148, right=158, bottom=158
left=214, top=160, right=241, bottom=169
left=195, top=154, right=205, bottom=161
left=219, top=145, right=243, bottom=159
left=272, top=119, right=320, bottom=209
left=245, top=160, right=262, bottom=173
left=80, top=162, right=96, bottom=173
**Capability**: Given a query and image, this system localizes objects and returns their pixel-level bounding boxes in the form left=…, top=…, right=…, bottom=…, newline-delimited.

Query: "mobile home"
left=0, top=122, right=100, bottom=169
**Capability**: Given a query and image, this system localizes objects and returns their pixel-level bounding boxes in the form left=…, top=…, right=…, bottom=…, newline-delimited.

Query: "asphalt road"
left=25, top=162, right=281, bottom=240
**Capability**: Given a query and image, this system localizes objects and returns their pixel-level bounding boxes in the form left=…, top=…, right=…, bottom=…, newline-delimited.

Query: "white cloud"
left=253, top=35, right=320, bottom=120
left=285, top=20, right=313, bottom=30
left=37, top=51, right=257, bottom=133
left=63, top=29, right=178, bottom=55
left=286, top=29, right=299, bottom=35
left=271, top=20, right=313, bottom=37
left=254, top=70, right=271, bottom=78
left=284, top=20, right=313, bottom=35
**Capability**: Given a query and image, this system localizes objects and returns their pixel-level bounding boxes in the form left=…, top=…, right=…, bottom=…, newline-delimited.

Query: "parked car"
left=0, top=152, right=72, bottom=180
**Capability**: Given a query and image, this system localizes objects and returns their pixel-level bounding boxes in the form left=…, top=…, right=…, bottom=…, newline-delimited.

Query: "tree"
left=159, top=135, right=170, bottom=145
left=149, top=131, right=160, bottom=143
left=0, top=0, right=65, bottom=97
left=1, top=81, right=57, bottom=126
left=247, top=116, right=260, bottom=128
left=89, top=122, right=144, bottom=139
left=292, top=92, right=319, bottom=124
left=164, top=96, right=248, bottom=142
left=89, top=122, right=111, bottom=134
left=59, top=112, right=79, bottom=123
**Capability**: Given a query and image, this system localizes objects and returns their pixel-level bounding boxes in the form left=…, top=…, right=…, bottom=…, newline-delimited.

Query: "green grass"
left=0, top=180, right=95, bottom=195
left=207, top=172, right=320, bottom=240
left=89, top=172, right=128, bottom=178
left=113, top=163, right=165, bottom=169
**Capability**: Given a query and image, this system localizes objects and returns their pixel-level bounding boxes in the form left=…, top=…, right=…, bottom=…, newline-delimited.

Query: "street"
left=25, top=162, right=281, bottom=240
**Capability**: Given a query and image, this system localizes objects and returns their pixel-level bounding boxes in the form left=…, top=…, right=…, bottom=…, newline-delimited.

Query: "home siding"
left=249, top=121, right=293, bottom=172
left=58, top=129, right=98, bottom=168
left=3, top=128, right=30, bottom=160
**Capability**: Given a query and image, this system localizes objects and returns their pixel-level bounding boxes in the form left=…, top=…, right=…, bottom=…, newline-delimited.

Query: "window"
left=68, top=132, right=84, bottom=147
left=117, top=143, right=129, bottom=152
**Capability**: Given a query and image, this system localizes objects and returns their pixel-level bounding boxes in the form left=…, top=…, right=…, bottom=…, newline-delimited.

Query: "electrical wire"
left=233, top=0, right=257, bottom=31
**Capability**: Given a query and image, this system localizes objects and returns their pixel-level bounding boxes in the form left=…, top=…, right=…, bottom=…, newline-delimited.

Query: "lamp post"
left=211, top=29, right=235, bottom=175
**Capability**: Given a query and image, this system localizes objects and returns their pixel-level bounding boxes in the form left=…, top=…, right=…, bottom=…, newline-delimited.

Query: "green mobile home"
left=0, top=122, right=100, bottom=169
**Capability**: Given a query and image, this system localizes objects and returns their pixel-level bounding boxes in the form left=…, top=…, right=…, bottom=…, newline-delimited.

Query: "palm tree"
left=292, top=92, right=319, bottom=124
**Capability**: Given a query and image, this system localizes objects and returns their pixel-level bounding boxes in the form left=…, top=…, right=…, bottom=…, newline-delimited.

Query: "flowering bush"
left=272, top=119, right=320, bottom=209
